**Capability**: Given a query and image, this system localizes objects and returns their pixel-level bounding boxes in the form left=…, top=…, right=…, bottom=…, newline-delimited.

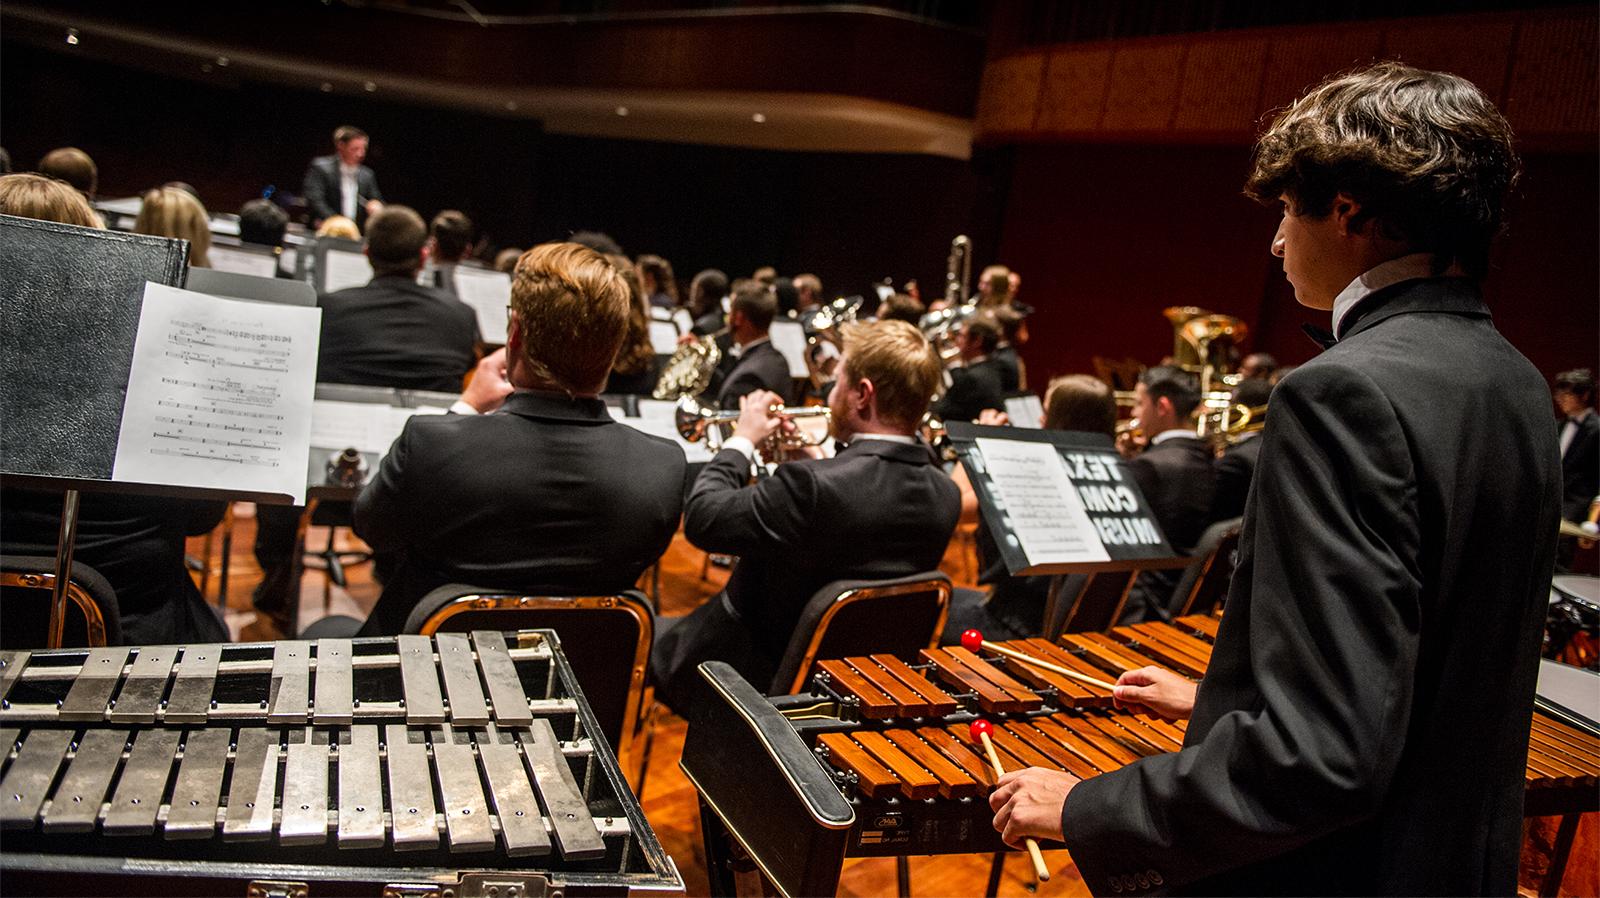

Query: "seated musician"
left=1553, top=368, right=1598, bottom=571
left=420, top=209, right=474, bottom=298
left=931, top=314, right=1006, bottom=423
left=989, top=63, right=1559, bottom=897
left=0, top=173, right=228, bottom=646
left=1206, top=376, right=1272, bottom=524
left=990, top=305, right=1029, bottom=392
left=709, top=279, right=792, bottom=407
left=1119, top=365, right=1216, bottom=622
left=316, top=205, right=480, bottom=393
left=652, top=319, right=960, bottom=714
left=351, top=243, right=687, bottom=635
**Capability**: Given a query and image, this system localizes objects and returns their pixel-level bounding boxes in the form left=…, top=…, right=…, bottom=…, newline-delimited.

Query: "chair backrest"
left=769, top=572, right=951, bottom=695
left=403, top=587, right=652, bottom=775
left=0, top=555, right=122, bottom=648
left=1058, top=570, right=1138, bottom=636
left=1169, top=518, right=1243, bottom=618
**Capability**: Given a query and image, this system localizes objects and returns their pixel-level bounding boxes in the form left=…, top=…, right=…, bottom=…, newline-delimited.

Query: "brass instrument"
left=652, top=326, right=727, bottom=400
left=675, top=395, right=831, bottom=455
left=1163, top=305, right=1248, bottom=394
left=920, top=236, right=978, bottom=364
left=944, top=234, right=972, bottom=307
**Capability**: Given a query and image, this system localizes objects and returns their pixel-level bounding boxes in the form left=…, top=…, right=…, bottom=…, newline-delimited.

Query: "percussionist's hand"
left=1113, top=666, right=1197, bottom=720
left=733, top=390, right=784, bottom=446
left=460, top=348, right=514, bottom=414
left=990, top=768, right=1077, bottom=848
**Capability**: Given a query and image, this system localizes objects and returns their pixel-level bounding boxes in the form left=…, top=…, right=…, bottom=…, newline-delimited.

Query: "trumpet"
left=675, top=395, right=831, bottom=455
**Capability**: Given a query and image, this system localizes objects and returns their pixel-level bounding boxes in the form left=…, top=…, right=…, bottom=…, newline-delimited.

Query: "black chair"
left=1166, top=517, right=1243, bottom=618
left=1, top=555, right=123, bottom=648
left=768, top=571, right=952, bottom=696
left=403, top=586, right=656, bottom=789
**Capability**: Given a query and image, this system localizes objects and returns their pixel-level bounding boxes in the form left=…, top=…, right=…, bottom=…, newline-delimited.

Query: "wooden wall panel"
left=1257, top=28, right=1385, bottom=115
left=1101, top=44, right=1186, bottom=132
left=977, top=53, right=1045, bottom=134
left=1383, top=20, right=1514, bottom=104
left=1174, top=39, right=1269, bottom=133
left=1506, top=13, right=1600, bottom=136
left=1038, top=48, right=1112, bottom=133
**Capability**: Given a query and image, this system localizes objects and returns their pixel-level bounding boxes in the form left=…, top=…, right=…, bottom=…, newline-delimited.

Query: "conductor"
left=990, top=63, right=1560, bottom=896
left=303, top=125, right=384, bottom=230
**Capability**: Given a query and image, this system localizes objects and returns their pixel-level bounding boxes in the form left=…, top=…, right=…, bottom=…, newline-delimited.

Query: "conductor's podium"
left=0, top=630, right=682, bottom=896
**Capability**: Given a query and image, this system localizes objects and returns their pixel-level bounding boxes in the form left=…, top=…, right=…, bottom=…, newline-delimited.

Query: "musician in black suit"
left=991, top=306, right=1028, bottom=393
left=1119, top=365, right=1216, bottom=622
left=302, top=125, right=384, bottom=231
left=316, top=205, right=479, bottom=393
left=991, top=63, right=1559, bottom=896
left=1207, top=377, right=1272, bottom=524
left=652, top=319, right=961, bottom=714
left=353, top=243, right=686, bottom=635
left=712, top=280, right=792, bottom=407
left=1554, top=368, right=1598, bottom=569
left=932, top=313, right=1006, bottom=423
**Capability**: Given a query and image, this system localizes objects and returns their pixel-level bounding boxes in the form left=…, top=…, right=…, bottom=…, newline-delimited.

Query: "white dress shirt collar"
left=1332, top=253, right=1462, bottom=338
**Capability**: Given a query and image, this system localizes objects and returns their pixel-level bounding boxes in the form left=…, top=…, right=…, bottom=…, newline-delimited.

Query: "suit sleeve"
left=302, top=161, right=335, bottom=222
left=362, top=167, right=383, bottom=204
left=351, top=419, right=417, bottom=553
left=1059, top=364, right=1423, bottom=894
left=683, top=449, right=815, bottom=556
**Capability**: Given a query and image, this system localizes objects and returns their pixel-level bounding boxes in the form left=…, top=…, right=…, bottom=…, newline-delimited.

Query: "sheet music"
left=310, top=401, right=448, bottom=457
left=649, top=320, right=680, bottom=355
left=1004, top=394, right=1044, bottom=429
left=673, top=308, right=694, bottom=335
left=623, top=400, right=715, bottom=463
left=769, top=320, right=810, bottom=378
left=976, top=437, right=1109, bottom=565
left=209, top=245, right=281, bottom=279
left=112, top=282, right=321, bottom=503
left=454, top=267, right=511, bottom=343
left=322, top=248, right=372, bottom=293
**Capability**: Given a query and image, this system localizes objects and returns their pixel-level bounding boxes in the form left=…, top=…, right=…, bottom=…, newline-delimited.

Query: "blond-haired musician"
left=652, top=319, right=960, bottom=713
left=352, top=242, right=686, bottom=635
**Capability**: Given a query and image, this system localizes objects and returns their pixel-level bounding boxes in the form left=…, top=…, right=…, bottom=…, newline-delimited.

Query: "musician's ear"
left=856, top=376, right=877, bottom=417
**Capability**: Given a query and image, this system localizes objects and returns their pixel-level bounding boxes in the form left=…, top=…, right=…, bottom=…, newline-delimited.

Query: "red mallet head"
left=968, top=719, right=993, bottom=742
left=960, top=629, right=984, bottom=652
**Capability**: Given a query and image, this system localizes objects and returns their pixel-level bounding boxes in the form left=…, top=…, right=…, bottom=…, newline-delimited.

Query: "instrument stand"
left=46, top=489, right=80, bottom=649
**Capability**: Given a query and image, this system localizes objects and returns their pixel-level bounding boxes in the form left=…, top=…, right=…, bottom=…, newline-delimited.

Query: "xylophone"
left=0, top=630, right=682, bottom=896
left=681, top=613, right=1599, bottom=898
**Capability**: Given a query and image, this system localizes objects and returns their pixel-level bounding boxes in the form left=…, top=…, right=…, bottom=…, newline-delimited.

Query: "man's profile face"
left=1272, top=194, right=1344, bottom=311
left=1555, top=388, right=1588, bottom=418
left=1133, top=382, right=1168, bottom=432
left=827, top=357, right=855, bottom=441
left=337, top=137, right=369, bottom=167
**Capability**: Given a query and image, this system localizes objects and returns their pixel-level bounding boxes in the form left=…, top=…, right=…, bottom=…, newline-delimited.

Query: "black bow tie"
left=1302, top=323, right=1338, bottom=350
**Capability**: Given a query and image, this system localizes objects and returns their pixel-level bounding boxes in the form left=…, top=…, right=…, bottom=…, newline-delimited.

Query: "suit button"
left=1148, top=869, right=1164, bottom=886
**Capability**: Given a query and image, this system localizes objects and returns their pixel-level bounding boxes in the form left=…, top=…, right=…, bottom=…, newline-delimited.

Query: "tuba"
left=920, top=236, right=978, bottom=364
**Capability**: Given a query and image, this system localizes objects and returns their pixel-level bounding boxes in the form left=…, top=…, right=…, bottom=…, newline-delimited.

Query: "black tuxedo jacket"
left=934, top=358, right=1005, bottom=423
left=353, top=391, right=686, bottom=635
left=302, top=154, right=383, bottom=228
left=1208, top=432, right=1262, bottom=524
left=1121, top=435, right=1217, bottom=622
left=653, top=438, right=959, bottom=707
left=1062, top=278, right=1561, bottom=896
left=992, top=344, right=1022, bottom=393
left=715, top=340, right=792, bottom=407
left=317, top=275, right=479, bottom=393
left=1560, top=411, right=1598, bottom=521
left=1, top=488, right=227, bottom=645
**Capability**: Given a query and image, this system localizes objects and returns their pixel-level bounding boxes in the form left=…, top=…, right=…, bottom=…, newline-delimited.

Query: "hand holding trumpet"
left=733, top=390, right=787, bottom=446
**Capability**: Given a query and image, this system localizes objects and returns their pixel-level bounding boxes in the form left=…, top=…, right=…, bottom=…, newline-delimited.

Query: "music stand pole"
left=48, top=489, right=81, bottom=649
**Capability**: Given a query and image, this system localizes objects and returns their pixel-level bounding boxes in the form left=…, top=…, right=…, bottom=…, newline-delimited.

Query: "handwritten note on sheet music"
left=976, top=437, right=1109, bottom=565
left=112, top=282, right=321, bottom=503
left=453, top=267, right=512, bottom=343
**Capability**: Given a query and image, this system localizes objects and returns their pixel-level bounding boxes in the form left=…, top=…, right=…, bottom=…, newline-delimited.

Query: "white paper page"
left=627, top=399, right=715, bottom=462
left=309, top=400, right=384, bottom=452
left=281, top=247, right=299, bottom=277
left=208, top=216, right=241, bottom=237
left=768, top=320, right=810, bottom=378
left=650, top=306, right=675, bottom=322
left=97, top=196, right=145, bottom=217
left=673, top=308, right=694, bottom=334
left=209, top=245, right=281, bottom=279
left=976, top=437, right=1109, bottom=565
left=1004, top=394, right=1044, bottom=429
left=322, top=248, right=373, bottom=293
left=112, top=282, right=321, bottom=503
left=453, top=267, right=512, bottom=343
left=649, top=320, right=680, bottom=355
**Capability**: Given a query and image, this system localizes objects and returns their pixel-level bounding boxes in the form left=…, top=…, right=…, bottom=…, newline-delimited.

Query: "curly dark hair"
left=1244, top=62, right=1520, bottom=279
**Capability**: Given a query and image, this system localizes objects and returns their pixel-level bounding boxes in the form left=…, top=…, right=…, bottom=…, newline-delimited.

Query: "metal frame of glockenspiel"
left=0, top=630, right=683, bottom=895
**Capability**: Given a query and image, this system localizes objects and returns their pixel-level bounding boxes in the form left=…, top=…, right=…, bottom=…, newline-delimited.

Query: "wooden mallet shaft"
left=974, top=726, right=1051, bottom=883
left=960, top=629, right=1117, bottom=692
